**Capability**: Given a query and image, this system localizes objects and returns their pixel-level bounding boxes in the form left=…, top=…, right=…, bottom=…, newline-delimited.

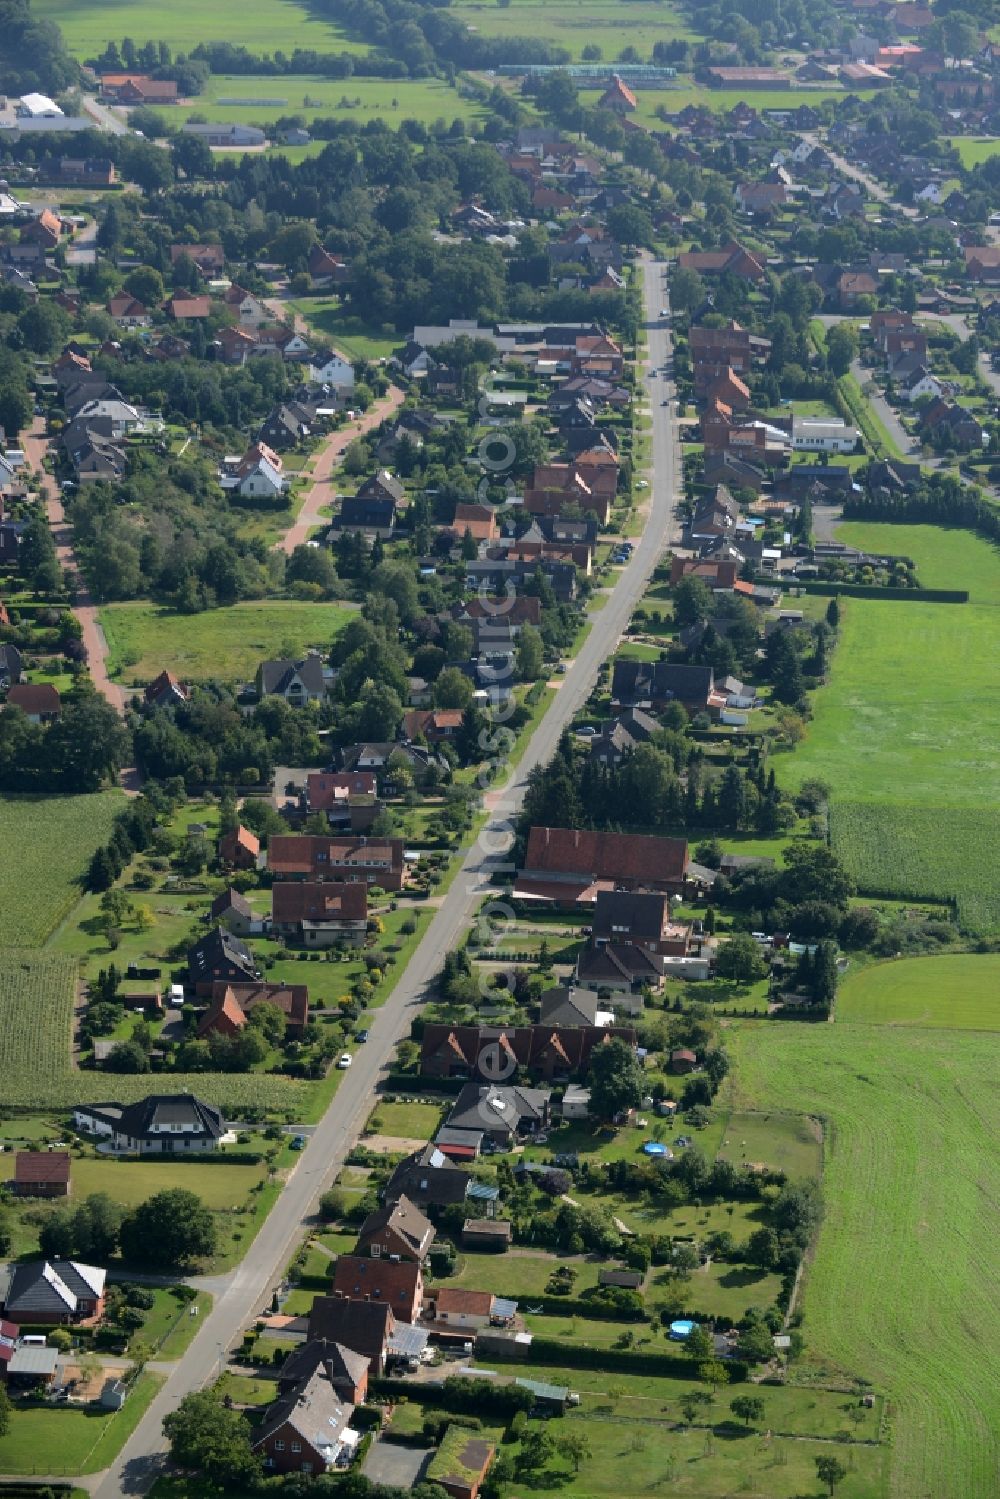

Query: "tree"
left=745, top=1226, right=780, bottom=1269
left=698, top=1359, right=730, bottom=1392
left=826, top=596, right=840, bottom=630
left=556, top=1432, right=591, bottom=1472
left=124, top=266, right=165, bottom=307
left=714, top=933, right=768, bottom=984
left=815, top=1455, right=848, bottom=1496
left=514, top=623, right=544, bottom=682
left=730, top=1395, right=765, bottom=1429
left=516, top=1428, right=554, bottom=1476
left=679, top=1390, right=713, bottom=1425
left=588, top=1037, right=643, bottom=1121
left=685, top=1324, right=713, bottom=1362
left=105, top=1039, right=151, bottom=1073
left=0, top=381, right=32, bottom=443
left=120, top=1188, right=217, bottom=1269
left=826, top=322, right=858, bottom=378
left=17, top=299, right=70, bottom=355
left=247, top=1001, right=286, bottom=1045
left=433, top=667, right=475, bottom=710
left=163, top=1391, right=261, bottom=1487
left=672, top=574, right=714, bottom=627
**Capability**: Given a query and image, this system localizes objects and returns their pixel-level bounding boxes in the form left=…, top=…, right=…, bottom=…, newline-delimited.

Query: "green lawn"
left=715, top=1109, right=822, bottom=1180
left=99, top=600, right=355, bottom=684
left=836, top=954, right=1000, bottom=1031
left=288, top=298, right=400, bottom=362
left=34, top=0, right=356, bottom=54
left=164, top=73, right=484, bottom=131
left=835, top=522, right=1000, bottom=606
left=442, top=1251, right=604, bottom=1299
left=142, top=1287, right=213, bottom=1357
left=947, top=136, right=1000, bottom=168
left=0, top=793, right=121, bottom=947
left=728, top=1019, right=1000, bottom=1499
left=366, top=1099, right=446, bottom=1139
left=0, top=1372, right=163, bottom=1475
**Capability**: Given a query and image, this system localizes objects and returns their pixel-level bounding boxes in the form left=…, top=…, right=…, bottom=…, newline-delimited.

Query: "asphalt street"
left=91, top=254, right=682, bottom=1496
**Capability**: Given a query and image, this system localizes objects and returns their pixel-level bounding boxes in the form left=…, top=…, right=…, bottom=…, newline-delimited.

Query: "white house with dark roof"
left=71, top=1094, right=226, bottom=1154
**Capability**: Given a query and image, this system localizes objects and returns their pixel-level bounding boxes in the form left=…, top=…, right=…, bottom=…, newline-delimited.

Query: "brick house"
left=419, top=1023, right=637, bottom=1083
left=514, top=825, right=690, bottom=904
left=355, top=1195, right=435, bottom=1263
left=331, top=1255, right=423, bottom=1322
left=270, top=881, right=368, bottom=947
left=253, top=1369, right=358, bottom=1475
left=198, top=980, right=309, bottom=1039
left=3, top=1261, right=105, bottom=1325
left=306, top=1298, right=394, bottom=1373
left=268, top=835, right=405, bottom=891
left=13, top=1151, right=71, bottom=1198
left=218, top=824, right=260, bottom=870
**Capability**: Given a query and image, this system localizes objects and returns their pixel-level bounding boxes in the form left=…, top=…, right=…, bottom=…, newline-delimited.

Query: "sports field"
left=837, top=954, right=1000, bottom=1030
left=729, top=1019, right=1000, bottom=1499
left=99, top=599, right=355, bottom=684
left=0, top=794, right=121, bottom=946
left=33, top=0, right=355, bottom=55
left=164, top=73, right=486, bottom=131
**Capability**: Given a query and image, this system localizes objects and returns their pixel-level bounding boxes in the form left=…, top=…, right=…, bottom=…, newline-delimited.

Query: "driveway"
left=363, top=1438, right=433, bottom=1488
left=89, top=256, right=683, bottom=1498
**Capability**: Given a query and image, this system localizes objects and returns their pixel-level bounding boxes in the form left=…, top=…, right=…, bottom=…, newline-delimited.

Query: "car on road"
left=337, top=1052, right=352, bottom=1069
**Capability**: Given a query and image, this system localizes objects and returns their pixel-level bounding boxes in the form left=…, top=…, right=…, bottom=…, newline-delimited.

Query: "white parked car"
left=337, top=1052, right=353, bottom=1069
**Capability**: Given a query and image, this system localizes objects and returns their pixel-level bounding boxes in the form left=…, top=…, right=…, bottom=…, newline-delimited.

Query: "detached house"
left=355, top=1195, right=435, bottom=1263
left=218, top=824, right=260, bottom=870
left=611, top=659, right=715, bottom=712
left=200, top=980, right=309, bottom=1039
left=444, top=1084, right=552, bottom=1150
left=72, top=1093, right=225, bottom=1153
left=515, top=825, right=690, bottom=904
left=256, top=655, right=326, bottom=706
left=268, top=835, right=405, bottom=891
left=3, top=1261, right=105, bottom=1325
left=270, top=881, right=368, bottom=947
left=188, top=927, right=259, bottom=995
left=253, top=1370, right=360, bottom=1476
left=13, top=1151, right=71, bottom=1198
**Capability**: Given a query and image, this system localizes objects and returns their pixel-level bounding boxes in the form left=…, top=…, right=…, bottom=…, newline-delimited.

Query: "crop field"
left=837, top=954, right=1000, bottom=1031
left=0, top=952, right=302, bottom=1113
left=453, top=0, right=696, bottom=57
left=728, top=1020, right=1000, bottom=1499
left=33, top=0, right=354, bottom=55
left=164, top=74, right=486, bottom=131
left=0, top=794, right=121, bottom=947
left=99, top=599, right=355, bottom=684
left=830, top=801, right=1000, bottom=932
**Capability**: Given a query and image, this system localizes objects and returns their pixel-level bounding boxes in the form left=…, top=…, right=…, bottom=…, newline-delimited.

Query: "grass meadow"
left=33, top=0, right=355, bottom=55
left=836, top=954, right=1000, bottom=1031
left=729, top=1020, right=1000, bottom=1499
left=0, top=1372, right=163, bottom=1475
left=287, top=297, right=400, bottom=362
left=947, top=136, right=1000, bottom=168
left=0, top=794, right=121, bottom=946
left=166, top=74, right=485, bottom=131
left=781, top=521, right=1000, bottom=931
left=99, top=599, right=355, bottom=684
left=453, top=0, right=696, bottom=59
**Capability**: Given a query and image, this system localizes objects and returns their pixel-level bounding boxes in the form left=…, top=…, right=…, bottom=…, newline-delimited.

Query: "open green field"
left=715, top=1109, right=822, bottom=1180
left=0, top=794, right=121, bottom=947
left=837, top=954, right=1000, bottom=1031
left=367, top=1099, right=446, bottom=1139
left=835, top=522, right=1000, bottom=606
left=288, top=298, right=399, bottom=362
left=0, top=1372, right=162, bottom=1474
left=164, top=74, right=484, bottom=131
left=33, top=0, right=354, bottom=55
left=99, top=599, right=355, bottom=684
left=729, top=1020, right=1000, bottom=1499
left=0, top=1152, right=267, bottom=1209
left=455, top=0, right=696, bottom=56
left=947, top=136, right=1000, bottom=168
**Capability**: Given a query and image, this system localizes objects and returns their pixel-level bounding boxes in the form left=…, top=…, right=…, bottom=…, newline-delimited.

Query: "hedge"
left=772, top=579, right=968, bottom=604
left=488, top=1337, right=748, bottom=1383
left=369, top=1375, right=533, bottom=1417
left=381, top=1072, right=468, bottom=1097
left=486, top=1291, right=649, bottom=1323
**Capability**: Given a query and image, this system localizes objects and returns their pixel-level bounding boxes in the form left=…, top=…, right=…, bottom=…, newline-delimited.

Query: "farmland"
left=453, top=0, right=696, bottom=57
left=837, top=954, right=1000, bottom=1031
left=0, top=794, right=121, bottom=947
left=830, top=801, right=1000, bottom=932
left=99, top=599, right=355, bottom=685
left=728, top=1020, right=1000, bottom=1499
left=32, top=0, right=354, bottom=55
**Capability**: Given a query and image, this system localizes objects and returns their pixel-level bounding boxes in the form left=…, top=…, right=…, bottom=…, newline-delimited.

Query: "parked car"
left=357, top=1029, right=370, bottom=1042
left=337, top=1052, right=352, bottom=1069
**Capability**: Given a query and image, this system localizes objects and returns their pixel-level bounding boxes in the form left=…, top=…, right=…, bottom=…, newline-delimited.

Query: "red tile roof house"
left=419, top=1022, right=638, bottom=1083
left=199, top=980, right=310, bottom=1039
left=355, top=1195, right=435, bottom=1263
left=13, top=1151, right=71, bottom=1198
left=305, top=772, right=381, bottom=834
left=268, top=835, right=405, bottom=891
left=425, top=1287, right=497, bottom=1331
left=677, top=241, right=767, bottom=282
left=331, top=1254, right=423, bottom=1322
left=170, top=243, right=225, bottom=273
left=514, top=826, right=690, bottom=906
left=271, top=880, right=368, bottom=948
left=218, top=824, right=260, bottom=870
left=598, top=74, right=638, bottom=113
left=670, top=1047, right=698, bottom=1074
left=5, top=683, right=61, bottom=723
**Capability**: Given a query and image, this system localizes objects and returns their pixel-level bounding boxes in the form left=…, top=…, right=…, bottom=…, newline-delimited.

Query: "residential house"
left=71, top=1094, right=225, bottom=1153
left=164, top=294, right=212, bottom=321
left=143, top=670, right=189, bottom=709
left=592, top=891, right=691, bottom=956
left=187, top=926, right=260, bottom=995
left=537, top=985, right=605, bottom=1028
left=0, top=643, right=23, bottom=689
left=12, top=1151, right=70, bottom=1198
left=100, top=74, right=178, bottom=104
left=304, top=771, right=380, bottom=833
left=427, top=1288, right=515, bottom=1332
left=735, top=182, right=787, bottom=216
left=355, top=1196, right=435, bottom=1263
left=305, top=1299, right=394, bottom=1374
left=200, top=980, right=309, bottom=1039
left=256, top=655, right=326, bottom=707
left=309, top=349, right=355, bottom=389
left=253, top=1369, right=359, bottom=1475
left=258, top=403, right=314, bottom=450
left=221, top=442, right=286, bottom=501
left=790, top=416, right=858, bottom=454
left=271, top=881, right=368, bottom=947
left=218, top=825, right=260, bottom=870
left=451, top=502, right=497, bottom=544
left=385, top=1145, right=475, bottom=1213
left=331, top=1256, right=423, bottom=1322
left=402, top=708, right=465, bottom=743
left=575, top=940, right=665, bottom=993
left=677, top=241, right=767, bottom=281
left=20, top=208, right=62, bottom=248
left=515, top=825, right=690, bottom=905
left=209, top=887, right=257, bottom=937
left=106, top=296, right=151, bottom=329
left=182, top=123, right=267, bottom=148
left=223, top=284, right=270, bottom=327
left=611, top=659, right=715, bottom=712
left=337, top=493, right=398, bottom=535
left=5, top=683, right=61, bottom=723
left=420, top=1022, right=636, bottom=1083
left=2, top=1261, right=105, bottom=1325
left=268, top=835, right=405, bottom=891
left=598, top=75, right=638, bottom=113
left=669, top=555, right=741, bottom=589
left=444, top=1084, right=552, bottom=1149
left=838, top=269, right=879, bottom=310
left=277, top=1340, right=369, bottom=1404
left=307, top=244, right=352, bottom=288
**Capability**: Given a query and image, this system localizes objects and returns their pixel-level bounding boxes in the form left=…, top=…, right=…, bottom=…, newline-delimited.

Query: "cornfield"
left=0, top=793, right=121, bottom=948
left=831, top=801, right=1000, bottom=934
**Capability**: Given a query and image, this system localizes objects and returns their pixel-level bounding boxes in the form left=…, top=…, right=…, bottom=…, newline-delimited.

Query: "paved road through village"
left=90, top=256, right=682, bottom=1496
